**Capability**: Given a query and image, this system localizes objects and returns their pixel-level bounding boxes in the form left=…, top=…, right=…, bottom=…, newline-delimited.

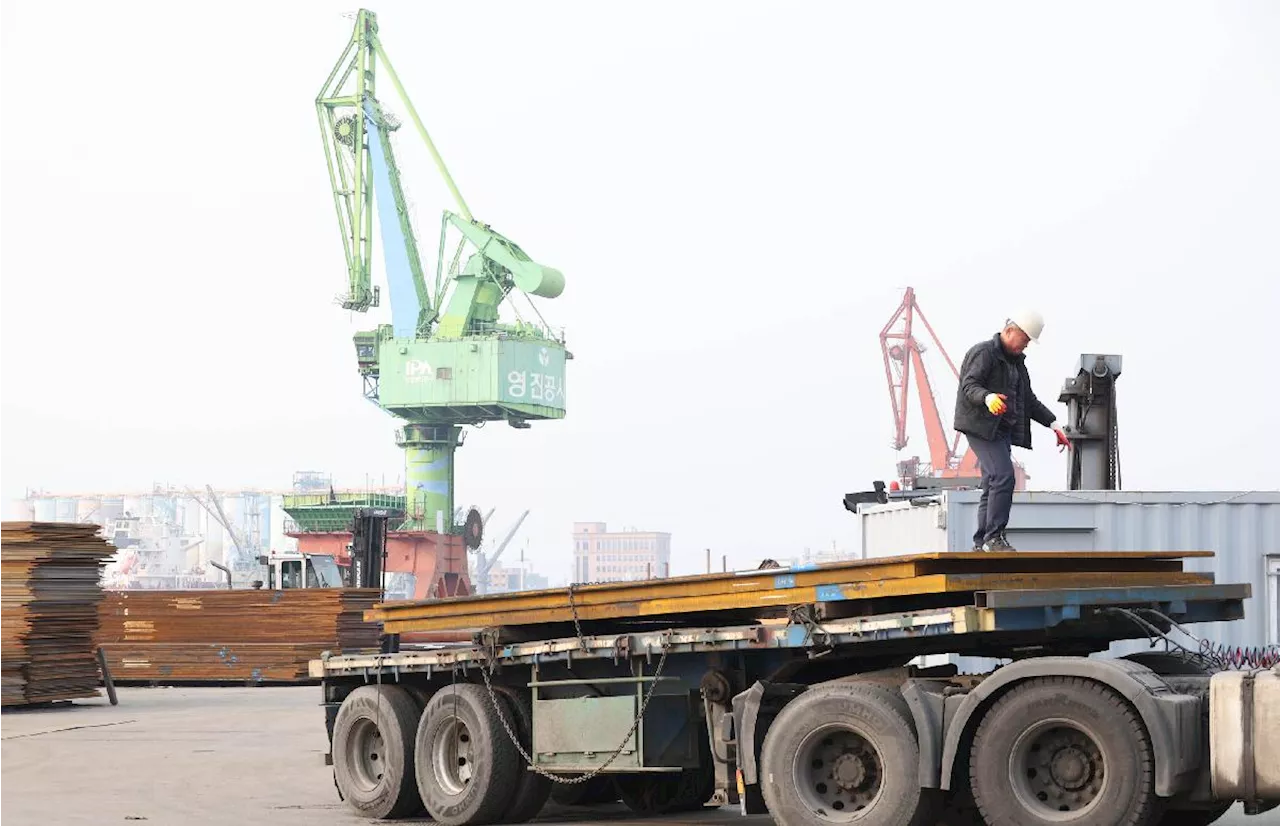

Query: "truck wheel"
left=404, top=684, right=434, bottom=710
left=759, top=683, right=937, bottom=826
left=332, top=685, right=424, bottom=819
left=970, top=676, right=1157, bottom=826
left=415, top=683, right=520, bottom=826
left=486, top=684, right=552, bottom=824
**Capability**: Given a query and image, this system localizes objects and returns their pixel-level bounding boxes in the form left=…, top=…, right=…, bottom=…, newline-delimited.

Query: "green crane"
left=314, top=9, right=569, bottom=535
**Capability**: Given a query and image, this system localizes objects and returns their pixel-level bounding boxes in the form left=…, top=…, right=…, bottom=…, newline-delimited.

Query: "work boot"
left=983, top=534, right=1017, bottom=552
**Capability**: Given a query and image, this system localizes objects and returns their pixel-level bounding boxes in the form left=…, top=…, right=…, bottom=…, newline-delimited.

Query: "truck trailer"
left=311, top=550, right=1279, bottom=826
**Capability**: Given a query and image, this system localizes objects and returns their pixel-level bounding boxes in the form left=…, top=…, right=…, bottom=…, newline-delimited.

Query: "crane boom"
left=317, top=10, right=441, bottom=334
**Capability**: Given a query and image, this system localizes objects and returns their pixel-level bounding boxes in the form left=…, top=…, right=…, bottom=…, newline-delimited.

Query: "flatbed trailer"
left=312, top=552, right=1280, bottom=826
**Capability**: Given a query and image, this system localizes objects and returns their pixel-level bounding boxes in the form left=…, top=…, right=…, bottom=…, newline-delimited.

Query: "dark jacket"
left=954, top=333, right=1056, bottom=449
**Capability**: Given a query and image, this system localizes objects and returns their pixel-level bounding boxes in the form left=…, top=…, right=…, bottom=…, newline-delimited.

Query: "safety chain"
left=478, top=626, right=673, bottom=785
left=567, top=584, right=588, bottom=651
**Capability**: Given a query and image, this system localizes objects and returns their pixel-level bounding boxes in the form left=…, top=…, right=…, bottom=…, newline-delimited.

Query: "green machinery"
left=309, top=9, right=569, bottom=535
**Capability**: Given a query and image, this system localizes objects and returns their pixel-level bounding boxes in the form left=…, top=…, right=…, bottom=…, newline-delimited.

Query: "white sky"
left=3, top=1, right=1278, bottom=581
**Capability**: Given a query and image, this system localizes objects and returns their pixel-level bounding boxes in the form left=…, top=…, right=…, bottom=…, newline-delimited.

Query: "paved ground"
left=0, top=687, right=766, bottom=826
left=0, top=687, right=1271, bottom=826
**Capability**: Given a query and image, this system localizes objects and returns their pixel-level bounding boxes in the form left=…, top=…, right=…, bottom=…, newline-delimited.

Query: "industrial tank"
left=54, top=497, right=77, bottom=522
left=32, top=498, right=56, bottom=522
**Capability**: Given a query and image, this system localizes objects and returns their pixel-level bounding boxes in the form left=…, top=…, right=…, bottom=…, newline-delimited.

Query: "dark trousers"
left=969, top=429, right=1015, bottom=546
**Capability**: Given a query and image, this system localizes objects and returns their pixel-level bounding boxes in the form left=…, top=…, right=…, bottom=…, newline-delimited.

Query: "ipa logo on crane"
left=404, top=359, right=434, bottom=384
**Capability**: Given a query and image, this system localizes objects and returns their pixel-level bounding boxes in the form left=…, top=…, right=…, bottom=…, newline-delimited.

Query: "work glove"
left=1054, top=427, right=1071, bottom=452
left=984, top=393, right=1008, bottom=416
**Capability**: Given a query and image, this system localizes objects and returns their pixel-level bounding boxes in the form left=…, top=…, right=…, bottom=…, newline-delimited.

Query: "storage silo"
left=253, top=493, right=271, bottom=552
left=32, top=498, right=57, bottom=522
left=180, top=501, right=206, bottom=567
left=54, top=498, right=78, bottom=522
left=204, top=507, right=225, bottom=567
left=11, top=499, right=36, bottom=520
left=221, top=494, right=245, bottom=563
left=269, top=496, right=298, bottom=554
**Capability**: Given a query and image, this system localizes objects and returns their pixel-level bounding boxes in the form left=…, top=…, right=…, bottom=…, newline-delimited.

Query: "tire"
left=404, top=684, right=434, bottom=711
left=485, top=684, right=552, bottom=824
left=759, top=683, right=937, bottom=826
left=970, top=676, right=1157, bottom=826
left=676, top=726, right=717, bottom=812
left=332, top=685, right=424, bottom=819
left=415, top=683, right=521, bottom=826
left=1156, top=804, right=1232, bottom=826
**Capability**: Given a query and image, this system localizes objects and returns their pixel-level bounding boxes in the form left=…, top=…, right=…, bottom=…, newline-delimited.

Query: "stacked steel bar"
left=1, top=522, right=115, bottom=706
left=96, top=589, right=381, bottom=683
left=367, top=551, right=1216, bottom=634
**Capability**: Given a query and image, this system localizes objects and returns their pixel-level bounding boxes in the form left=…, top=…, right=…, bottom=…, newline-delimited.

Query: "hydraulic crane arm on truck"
left=311, top=551, right=1280, bottom=826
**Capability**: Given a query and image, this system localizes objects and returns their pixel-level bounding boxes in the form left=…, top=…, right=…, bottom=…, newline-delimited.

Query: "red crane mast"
left=879, top=288, right=1026, bottom=490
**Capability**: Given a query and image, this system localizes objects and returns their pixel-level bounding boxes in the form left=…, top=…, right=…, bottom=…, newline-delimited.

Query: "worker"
left=954, top=311, right=1069, bottom=551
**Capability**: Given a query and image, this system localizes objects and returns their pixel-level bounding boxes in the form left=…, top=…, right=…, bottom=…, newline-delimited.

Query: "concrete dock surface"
left=0, top=687, right=1269, bottom=826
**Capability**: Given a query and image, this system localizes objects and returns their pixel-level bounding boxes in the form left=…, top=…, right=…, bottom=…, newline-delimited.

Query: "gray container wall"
left=857, top=490, right=1280, bottom=670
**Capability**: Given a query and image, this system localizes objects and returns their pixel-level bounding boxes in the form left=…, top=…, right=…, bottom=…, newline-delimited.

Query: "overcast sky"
left=3, top=1, right=1278, bottom=580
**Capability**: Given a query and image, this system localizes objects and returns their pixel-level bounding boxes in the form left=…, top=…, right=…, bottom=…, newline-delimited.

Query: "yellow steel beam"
left=379, top=570, right=1214, bottom=634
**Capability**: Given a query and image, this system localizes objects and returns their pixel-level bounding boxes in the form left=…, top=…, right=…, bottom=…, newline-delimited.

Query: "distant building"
left=483, top=565, right=550, bottom=593
left=572, top=522, right=671, bottom=583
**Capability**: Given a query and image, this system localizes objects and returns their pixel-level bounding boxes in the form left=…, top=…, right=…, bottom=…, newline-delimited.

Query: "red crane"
left=879, top=288, right=1027, bottom=490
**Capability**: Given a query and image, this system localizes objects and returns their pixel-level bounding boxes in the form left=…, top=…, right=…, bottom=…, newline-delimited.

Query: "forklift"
left=260, top=506, right=404, bottom=593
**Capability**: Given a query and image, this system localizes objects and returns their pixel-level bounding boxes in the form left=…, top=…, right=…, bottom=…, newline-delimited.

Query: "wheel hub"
left=432, top=718, right=475, bottom=796
left=1049, top=745, right=1093, bottom=790
left=345, top=718, right=386, bottom=791
left=1013, top=723, right=1105, bottom=815
left=795, top=725, right=884, bottom=821
left=832, top=752, right=868, bottom=791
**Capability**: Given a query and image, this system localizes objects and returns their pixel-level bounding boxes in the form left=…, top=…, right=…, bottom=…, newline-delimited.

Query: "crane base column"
left=397, top=424, right=462, bottom=533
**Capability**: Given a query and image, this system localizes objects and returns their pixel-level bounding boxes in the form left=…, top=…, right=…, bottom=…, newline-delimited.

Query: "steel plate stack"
left=366, top=550, right=1217, bottom=634
left=2, top=522, right=114, bottom=706
left=96, top=589, right=381, bottom=683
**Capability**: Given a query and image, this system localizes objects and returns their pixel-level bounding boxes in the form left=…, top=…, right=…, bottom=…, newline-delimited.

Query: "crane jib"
left=363, top=100, right=421, bottom=339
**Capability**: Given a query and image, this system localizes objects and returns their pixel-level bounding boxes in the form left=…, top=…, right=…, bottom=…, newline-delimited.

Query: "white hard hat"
left=1008, top=310, right=1045, bottom=342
